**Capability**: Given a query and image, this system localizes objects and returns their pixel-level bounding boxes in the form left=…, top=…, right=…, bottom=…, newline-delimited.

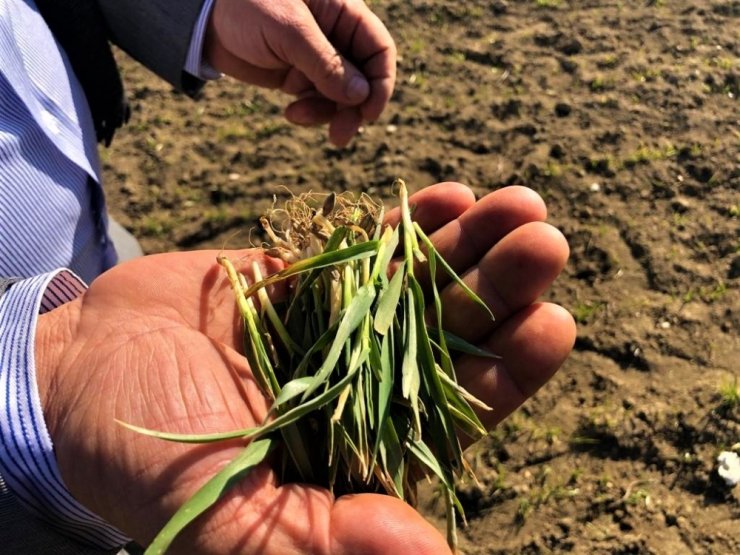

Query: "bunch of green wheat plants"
left=122, top=180, right=496, bottom=554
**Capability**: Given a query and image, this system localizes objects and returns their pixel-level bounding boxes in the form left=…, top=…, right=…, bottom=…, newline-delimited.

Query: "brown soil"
left=103, top=1, right=739, bottom=553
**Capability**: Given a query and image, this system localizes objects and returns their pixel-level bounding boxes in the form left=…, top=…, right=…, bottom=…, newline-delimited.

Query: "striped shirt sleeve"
left=184, top=0, right=221, bottom=80
left=0, top=270, right=130, bottom=549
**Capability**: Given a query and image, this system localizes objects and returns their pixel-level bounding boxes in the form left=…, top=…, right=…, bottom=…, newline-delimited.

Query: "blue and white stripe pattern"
left=1, top=0, right=217, bottom=549
left=0, top=0, right=116, bottom=285
left=0, top=271, right=130, bottom=549
left=185, top=0, right=220, bottom=81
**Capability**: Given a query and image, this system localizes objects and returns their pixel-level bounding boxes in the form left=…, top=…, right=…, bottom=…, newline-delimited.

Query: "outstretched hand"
left=204, top=0, right=396, bottom=147
left=35, top=184, right=575, bottom=554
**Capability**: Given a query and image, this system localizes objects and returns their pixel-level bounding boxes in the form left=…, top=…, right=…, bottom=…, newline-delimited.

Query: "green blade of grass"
left=372, top=207, right=385, bottom=240
left=337, top=419, right=363, bottom=467
left=443, top=484, right=458, bottom=553
left=301, top=284, right=377, bottom=400
left=371, top=327, right=394, bottom=468
left=271, top=376, right=314, bottom=410
left=410, top=275, right=464, bottom=472
left=423, top=242, right=455, bottom=380
left=363, top=365, right=376, bottom=469
left=118, top=362, right=361, bottom=444
left=368, top=326, right=383, bottom=382
left=370, top=224, right=400, bottom=283
left=413, top=221, right=495, bottom=322
left=144, top=438, right=275, bottom=555
left=427, top=328, right=500, bottom=359
left=408, top=439, right=465, bottom=518
left=374, top=260, right=405, bottom=335
left=436, top=364, right=493, bottom=413
left=378, top=416, right=405, bottom=498
left=352, top=371, right=369, bottom=479
left=252, top=262, right=304, bottom=357
left=243, top=240, right=380, bottom=299
left=328, top=421, right=340, bottom=492
left=402, top=288, right=422, bottom=438
left=219, top=258, right=279, bottom=398
left=291, top=227, right=349, bottom=298
left=397, top=179, right=426, bottom=263
left=291, top=316, right=341, bottom=379
left=279, top=424, right=314, bottom=482
left=447, top=402, right=488, bottom=440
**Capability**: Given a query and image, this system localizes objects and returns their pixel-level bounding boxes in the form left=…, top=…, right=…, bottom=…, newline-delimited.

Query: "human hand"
left=204, top=0, right=396, bottom=147
left=35, top=183, right=574, bottom=554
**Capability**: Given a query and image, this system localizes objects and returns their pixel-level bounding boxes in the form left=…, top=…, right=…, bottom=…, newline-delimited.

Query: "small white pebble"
left=589, top=182, right=601, bottom=192
left=228, top=172, right=241, bottom=181
left=659, top=321, right=671, bottom=329
left=717, top=451, right=740, bottom=487
left=677, top=174, right=684, bottom=182
left=386, top=124, right=398, bottom=134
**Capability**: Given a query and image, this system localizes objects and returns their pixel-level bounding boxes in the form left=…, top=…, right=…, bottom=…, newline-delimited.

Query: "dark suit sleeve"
left=0, top=478, right=120, bottom=554
left=96, top=0, right=207, bottom=93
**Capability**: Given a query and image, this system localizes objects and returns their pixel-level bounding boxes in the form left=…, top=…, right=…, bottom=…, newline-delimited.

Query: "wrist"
left=202, top=0, right=224, bottom=73
left=184, top=0, right=221, bottom=80
left=35, top=297, right=82, bottom=443
left=0, top=272, right=128, bottom=547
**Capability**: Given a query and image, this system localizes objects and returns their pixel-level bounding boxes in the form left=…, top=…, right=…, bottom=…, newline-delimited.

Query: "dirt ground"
left=103, top=1, right=739, bottom=553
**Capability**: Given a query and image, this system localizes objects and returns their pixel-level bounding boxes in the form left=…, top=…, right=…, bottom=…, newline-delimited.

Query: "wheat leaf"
left=413, top=221, right=494, bottom=322
left=301, top=284, right=376, bottom=399
left=144, top=438, right=274, bottom=555
left=374, top=261, right=405, bottom=335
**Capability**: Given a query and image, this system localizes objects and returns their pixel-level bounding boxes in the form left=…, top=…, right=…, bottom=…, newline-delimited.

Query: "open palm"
left=36, top=183, right=575, bottom=554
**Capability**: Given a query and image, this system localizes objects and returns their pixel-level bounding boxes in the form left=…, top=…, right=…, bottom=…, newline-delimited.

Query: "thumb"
left=330, top=493, right=452, bottom=554
left=281, top=9, right=370, bottom=106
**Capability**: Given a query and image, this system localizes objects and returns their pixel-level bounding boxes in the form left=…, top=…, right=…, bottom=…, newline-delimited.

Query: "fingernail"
left=345, top=76, right=369, bottom=103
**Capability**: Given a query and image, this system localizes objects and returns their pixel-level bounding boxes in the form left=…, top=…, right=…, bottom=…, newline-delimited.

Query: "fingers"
left=205, top=41, right=288, bottom=89
left=440, top=221, right=570, bottom=343
left=281, top=0, right=396, bottom=146
left=415, top=186, right=548, bottom=289
left=337, top=7, right=397, bottom=123
left=173, top=477, right=334, bottom=555
left=169, top=479, right=449, bottom=555
left=166, top=470, right=448, bottom=555
left=284, top=100, right=364, bottom=148
left=455, top=303, right=576, bottom=434
left=329, top=107, right=364, bottom=148
left=281, top=4, right=370, bottom=106
left=207, top=0, right=396, bottom=146
left=308, top=0, right=397, bottom=123
left=331, top=494, right=450, bottom=555
left=285, top=95, right=338, bottom=126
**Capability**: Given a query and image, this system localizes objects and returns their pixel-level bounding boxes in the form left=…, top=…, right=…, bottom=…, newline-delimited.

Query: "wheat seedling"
left=121, top=179, right=496, bottom=554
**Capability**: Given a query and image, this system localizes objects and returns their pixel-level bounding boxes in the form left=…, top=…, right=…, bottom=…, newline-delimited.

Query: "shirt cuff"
left=0, top=271, right=130, bottom=549
left=184, top=0, right=222, bottom=80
